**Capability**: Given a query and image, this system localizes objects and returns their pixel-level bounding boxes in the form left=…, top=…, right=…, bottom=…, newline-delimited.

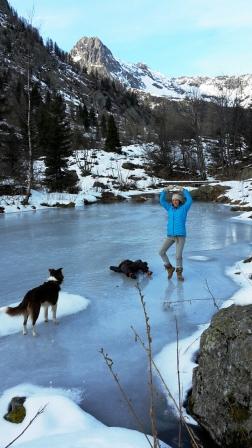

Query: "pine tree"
left=78, top=104, right=90, bottom=130
left=44, top=93, right=77, bottom=192
left=100, top=113, right=107, bottom=138
left=104, top=114, right=121, bottom=153
left=89, top=107, right=97, bottom=127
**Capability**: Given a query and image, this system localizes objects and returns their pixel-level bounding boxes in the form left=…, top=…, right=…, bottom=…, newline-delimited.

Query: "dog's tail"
left=109, top=266, right=121, bottom=273
left=6, top=302, right=26, bottom=317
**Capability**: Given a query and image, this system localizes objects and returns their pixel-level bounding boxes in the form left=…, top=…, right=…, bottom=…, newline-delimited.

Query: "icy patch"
left=0, top=292, right=90, bottom=337
left=0, top=384, right=170, bottom=448
left=188, top=255, right=211, bottom=261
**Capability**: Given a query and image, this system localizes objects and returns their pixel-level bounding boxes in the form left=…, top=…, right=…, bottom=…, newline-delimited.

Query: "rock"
left=4, top=396, right=26, bottom=423
left=230, top=206, right=252, bottom=212
left=190, top=185, right=230, bottom=202
left=0, top=206, right=5, bottom=213
left=188, top=305, right=252, bottom=447
left=100, top=191, right=126, bottom=203
left=240, top=167, right=252, bottom=180
left=40, top=202, right=75, bottom=208
left=130, top=195, right=148, bottom=203
left=128, top=174, right=145, bottom=181
left=93, top=181, right=107, bottom=189
left=121, top=162, right=142, bottom=170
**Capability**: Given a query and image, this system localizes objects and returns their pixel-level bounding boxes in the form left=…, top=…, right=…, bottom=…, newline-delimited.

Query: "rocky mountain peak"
left=70, top=36, right=121, bottom=76
left=70, top=36, right=252, bottom=107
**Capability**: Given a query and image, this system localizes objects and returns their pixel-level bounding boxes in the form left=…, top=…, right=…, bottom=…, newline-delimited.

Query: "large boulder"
left=190, top=185, right=230, bottom=202
left=188, top=305, right=252, bottom=447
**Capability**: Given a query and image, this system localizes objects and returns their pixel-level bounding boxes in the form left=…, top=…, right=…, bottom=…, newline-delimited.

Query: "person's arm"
left=182, top=188, right=192, bottom=210
left=160, top=190, right=171, bottom=211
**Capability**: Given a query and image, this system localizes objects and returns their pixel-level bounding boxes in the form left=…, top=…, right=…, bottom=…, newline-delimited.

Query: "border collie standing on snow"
left=6, top=268, right=64, bottom=336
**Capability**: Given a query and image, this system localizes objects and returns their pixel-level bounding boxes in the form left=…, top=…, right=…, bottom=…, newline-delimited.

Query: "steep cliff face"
left=70, top=36, right=146, bottom=89
left=189, top=305, right=252, bottom=447
left=70, top=36, right=121, bottom=76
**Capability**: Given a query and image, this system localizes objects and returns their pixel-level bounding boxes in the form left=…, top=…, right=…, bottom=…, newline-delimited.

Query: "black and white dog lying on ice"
left=6, top=268, right=64, bottom=336
left=110, top=259, right=152, bottom=279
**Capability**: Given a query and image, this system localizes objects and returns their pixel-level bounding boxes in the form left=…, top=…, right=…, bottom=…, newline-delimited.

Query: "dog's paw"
left=44, top=319, right=49, bottom=323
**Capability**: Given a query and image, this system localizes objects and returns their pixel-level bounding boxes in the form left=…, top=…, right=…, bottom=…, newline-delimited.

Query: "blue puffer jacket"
left=160, top=188, right=192, bottom=237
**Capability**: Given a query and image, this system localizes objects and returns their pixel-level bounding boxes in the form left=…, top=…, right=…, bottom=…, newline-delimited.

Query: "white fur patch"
left=47, top=276, right=57, bottom=282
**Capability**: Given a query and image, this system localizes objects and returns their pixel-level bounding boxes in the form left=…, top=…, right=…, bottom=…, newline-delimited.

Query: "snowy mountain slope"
left=71, top=37, right=252, bottom=107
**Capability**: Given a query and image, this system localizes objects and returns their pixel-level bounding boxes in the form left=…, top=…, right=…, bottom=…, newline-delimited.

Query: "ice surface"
left=0, top=292, right=89, bottom=337
left=0, top=199, right=251, bottom=444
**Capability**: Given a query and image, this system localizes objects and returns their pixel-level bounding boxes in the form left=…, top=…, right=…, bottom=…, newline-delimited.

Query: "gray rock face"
left=70, top=36, right=146, bottom=89
left=189, top=305, right=252, bottom=447
left=70, top=36, right=121, bottom=77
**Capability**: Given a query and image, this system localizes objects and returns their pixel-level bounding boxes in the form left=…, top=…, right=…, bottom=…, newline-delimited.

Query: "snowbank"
left=0, top=291, right=90, bottom=337
left=0, top=384, right=170, bottom=448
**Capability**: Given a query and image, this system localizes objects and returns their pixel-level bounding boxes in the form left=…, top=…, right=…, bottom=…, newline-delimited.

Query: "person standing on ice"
left=159, top=187, right=192, bottom=281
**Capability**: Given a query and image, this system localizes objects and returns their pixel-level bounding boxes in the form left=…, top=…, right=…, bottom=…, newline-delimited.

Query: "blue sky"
left=8, top=0, right=252, bottom=77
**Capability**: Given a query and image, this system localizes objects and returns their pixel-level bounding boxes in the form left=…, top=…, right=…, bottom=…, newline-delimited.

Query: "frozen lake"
left=0, top=199, right=252, bottom=447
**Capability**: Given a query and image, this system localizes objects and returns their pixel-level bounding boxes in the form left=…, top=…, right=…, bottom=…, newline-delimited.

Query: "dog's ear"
left=59, top=268, right=63, bottom=271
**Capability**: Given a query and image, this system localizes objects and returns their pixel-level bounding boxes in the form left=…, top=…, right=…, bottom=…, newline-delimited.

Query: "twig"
left=205, top=279, right=220, bottom=310
left=131, top=327, right=202, bottom=448
left=99, top=348, right=153, bottom=448
left=175, top=317, right=182, bottom=448
left=163, top=297, right=221, bottom=308
left=4, top=405, right=47, bottom=448
left=136, top=283, right=160, bottom=448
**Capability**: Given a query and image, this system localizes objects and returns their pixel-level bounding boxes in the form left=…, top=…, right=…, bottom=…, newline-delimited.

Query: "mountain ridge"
left=71, top=36, right=252, bottom=107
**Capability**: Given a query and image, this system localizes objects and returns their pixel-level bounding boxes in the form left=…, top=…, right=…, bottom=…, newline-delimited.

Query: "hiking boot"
left=165, top=264, right=175, bottom=279
left=176, top=267, right=184, bottom=281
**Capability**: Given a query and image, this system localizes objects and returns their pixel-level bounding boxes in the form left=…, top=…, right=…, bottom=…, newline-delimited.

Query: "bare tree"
left=184, top=90, right=207, bottom=180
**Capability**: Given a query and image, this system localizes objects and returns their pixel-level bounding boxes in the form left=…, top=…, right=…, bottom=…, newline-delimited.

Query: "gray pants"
left=159, top=236, right=186, bottom=268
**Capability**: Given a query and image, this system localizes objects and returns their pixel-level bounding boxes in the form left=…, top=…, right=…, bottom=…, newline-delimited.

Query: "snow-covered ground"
left=1, top=144, right=252, bottom=223
left=0, top=144, right=162, bottom=213
left=0, top=384, right=169, bottom=448
left=221, top=179, right=252, bottom=221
